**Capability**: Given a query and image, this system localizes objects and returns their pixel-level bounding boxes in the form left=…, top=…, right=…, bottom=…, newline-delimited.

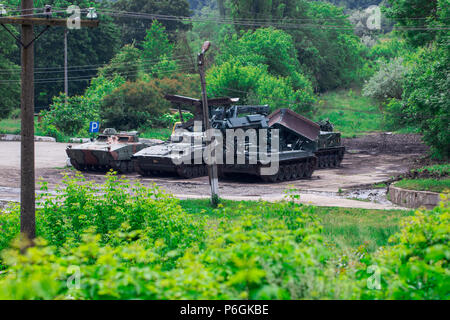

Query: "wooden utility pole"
left=0, top=3, right=98, bottom=240
left=198, top=41, right=219, bottom=206
left=20, top=0, right=35, bottom=239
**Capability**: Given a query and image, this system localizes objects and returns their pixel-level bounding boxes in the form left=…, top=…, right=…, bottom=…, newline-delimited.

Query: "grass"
left=180, top=199, right=414, bottom=252
left=314, top=88, right=383, bottom=138
left=411, top=164, right=450, bottom=177
left=139, top=128, right=172, bottom=140
left=395, top=178, right=450, bottom=193
left=372, top=183, right=388, bottom=189
left=0, top=118, right=21, bottom=135
left=0, top=117, right=44, bottom=136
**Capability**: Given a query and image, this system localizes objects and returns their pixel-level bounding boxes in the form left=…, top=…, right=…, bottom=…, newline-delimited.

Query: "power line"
left=0, top=60, right=196, bottom=84
left=0, top=55, right=195, bottom=74
left=5, top=7, right=444, bottom=31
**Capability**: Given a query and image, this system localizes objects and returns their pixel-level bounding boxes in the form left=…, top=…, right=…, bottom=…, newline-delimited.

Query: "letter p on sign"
left=89, top=121, right=99, bottom=133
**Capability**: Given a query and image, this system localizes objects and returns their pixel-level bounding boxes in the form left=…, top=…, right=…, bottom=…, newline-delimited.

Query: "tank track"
left=70, top=159, right=134, bottom=173
left=134, top=161, right=208, bottom=179
left=315, top=147, right=345, bottom=169
left=260, top=156, right=317, bottom=183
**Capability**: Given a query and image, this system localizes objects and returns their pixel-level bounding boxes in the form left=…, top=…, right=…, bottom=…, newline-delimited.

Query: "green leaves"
left=206, top=27, right=317, bottom=115
left=0, top=175, right=448, bottom=300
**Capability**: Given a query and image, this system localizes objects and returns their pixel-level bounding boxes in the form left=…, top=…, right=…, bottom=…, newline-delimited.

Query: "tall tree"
left=230, top=0, right=365, bottom=91
left=3, top=0, right=122, bottom=111
left=112, top=0, right=192, bottom=44
left=0, top=27, right=20, bottom=118
left=384, top=0, right=449, bottom=47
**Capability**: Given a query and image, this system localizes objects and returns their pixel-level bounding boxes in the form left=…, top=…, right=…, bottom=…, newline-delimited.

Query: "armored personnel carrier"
left=66, top=128, right=154, bottom=173
left=315, top=120, right=345, bottom=168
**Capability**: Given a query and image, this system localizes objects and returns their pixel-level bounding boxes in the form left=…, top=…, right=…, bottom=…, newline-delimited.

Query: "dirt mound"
left=343, top=133, right=428, bottom=155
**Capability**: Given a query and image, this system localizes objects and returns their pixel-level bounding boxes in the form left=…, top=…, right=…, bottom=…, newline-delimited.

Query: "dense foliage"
left=358, top=197, right=450, bottom=299
left=38, top=75, right=125, bottom=138
left=384, top=0, right=449, bottom=47
left=401, top=46, right=450, bottom=159
left=0, top=175, right=448, bottom=299
left=362, top=57, right=409, bottom=101
left=1, top=0, right=448, bottom=158
left=207, top=27, right=316, bottom=114
left=0, top=27, right=20, bottom=119
left=230, top=0, right=366, bottom=91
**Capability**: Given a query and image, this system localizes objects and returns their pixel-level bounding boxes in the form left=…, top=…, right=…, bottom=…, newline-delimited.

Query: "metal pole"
left=198, top=41, right=219, bottom=205
left=20, top=0, right=35, bottom=240
left=64, top=29, right=68, bottom=101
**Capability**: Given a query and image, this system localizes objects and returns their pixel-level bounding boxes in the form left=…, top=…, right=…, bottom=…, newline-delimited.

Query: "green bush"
left=0, top=172, right=204, bottom=269
left=38, top=75, right=125, bottom=139
left=362, top=58, right=409, bottom=101
left=39, top=95, right=96, bottom=138
left=207, top=61, right=316, bottom=115
left=357, top=196, right=450, bottom=299
left=100, top=80, right=170, bottom=130
left=401, top=46, right=450, bottom=159
left=159, top=112, right=194, bottom=128
left=0, top=176, right=351, bottom=299
left=1, top=176, right=448, bottom=300
left=382, top=98, right=408, bottom=131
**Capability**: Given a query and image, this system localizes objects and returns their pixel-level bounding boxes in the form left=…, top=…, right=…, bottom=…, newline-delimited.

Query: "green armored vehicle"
left=214, top=107, right=319, bottom=182
left=66, top=128, right=157, bottom=173
left=315, top=120, right=345, bottom=168
left=133, top=95, right=321, bottom=182
left=132, top=95, right=238, bottom=178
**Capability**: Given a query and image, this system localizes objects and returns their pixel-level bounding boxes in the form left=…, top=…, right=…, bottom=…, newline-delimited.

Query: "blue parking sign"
left=89, top=121, right=99, bottom=133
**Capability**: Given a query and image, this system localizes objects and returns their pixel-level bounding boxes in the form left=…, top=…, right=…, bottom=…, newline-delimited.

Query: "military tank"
left=314, top=120, right=345, bottom=168
left=132, top=95, right=238, bottom=178
left=66, top=128, right=156, bottom=173
left=254, top=108, right=319, bottom=182
left=133, top=95, right=321, bottom=182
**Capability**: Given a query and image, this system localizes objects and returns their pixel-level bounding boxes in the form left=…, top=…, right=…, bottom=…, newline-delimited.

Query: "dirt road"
left=0, top=134, right=428, bottom=209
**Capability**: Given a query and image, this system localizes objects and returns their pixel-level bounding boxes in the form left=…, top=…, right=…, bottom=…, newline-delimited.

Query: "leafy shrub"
left=0, top=172, right=204, bottom=269
left=38, top=75, right=125, bottom=139
left=207, top=61, right=316, bottom=115
left=401, top=46, right=450, bottom=159
left=101, top=80, right=170, bottom=130
left=101, top=74, right=201, bottom=130
left=0, top=182, right=351, bottom=299
left=357, top=195, right=450, bottom=299
left=362, top=58, right=409, bottom=101
left=382, top=98, right=408, bottom=131
left=39, top=95, right=97, bottom=138
left=1, top=177, right=448, bottom=300
left=8, top=108, right=21, bottom=120
left=159, top=112, right=194, bottom=128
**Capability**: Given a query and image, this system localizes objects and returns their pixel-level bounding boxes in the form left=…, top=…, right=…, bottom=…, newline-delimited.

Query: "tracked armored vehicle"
left=315, top=120, right=345, bottom=168
left=66, top=128, right=155, bottom=173
left=133, top=95, right=321, bottom=182
left=252, top=108, right=319, bottom=182
left=133, top=95, right=238, bottom=178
